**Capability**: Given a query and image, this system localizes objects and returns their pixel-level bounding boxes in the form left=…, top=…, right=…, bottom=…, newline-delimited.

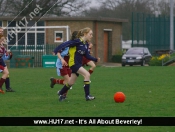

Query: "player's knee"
left=85, top=72, right=90, bottom=80
left=4, top=71, right=9, bottom=75
left=68, top=80, right=75, bottom=86
left=2, top=72, right=9, bottom=77
left=64, top=78, right=69, bottom=84
left=92, top=64, right=96, bottom=69
left=68, top=82, right=74, bottom=86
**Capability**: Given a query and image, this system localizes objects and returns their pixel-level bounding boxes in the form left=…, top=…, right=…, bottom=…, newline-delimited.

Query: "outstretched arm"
left=84, top=49, right=100, bottom=63
left=53, top=39, right=80, bottom=55
left=57, top=47, right=69, bottom=66
left=2, top=50, right=12, bottom=60
left=57, top=52, right=68, bottom=67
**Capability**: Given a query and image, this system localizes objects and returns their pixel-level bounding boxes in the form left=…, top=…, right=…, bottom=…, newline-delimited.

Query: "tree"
left=156, top=0, right=172, bottom=16
left=0, top=0, right=12, bottom=16
left=82, top=0, right=154, bottom=40
left=0, top=0, right=89, bottom=17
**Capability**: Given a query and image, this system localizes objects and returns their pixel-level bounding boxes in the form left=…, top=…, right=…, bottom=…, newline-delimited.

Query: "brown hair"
left=0, top=27, right=4, bottom=38
left=0, top=35, right=4, bottom=39
left=70, top=31, right=78, bottom=40
left=77, top=27, right=92, bottom=38
left=0, top=35, right=7, bottom=44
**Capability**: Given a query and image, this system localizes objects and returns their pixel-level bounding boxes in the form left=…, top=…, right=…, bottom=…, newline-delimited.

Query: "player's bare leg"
left=0, top=67, right=9, bottom=94
left=87, top=61, right=96, bottom=74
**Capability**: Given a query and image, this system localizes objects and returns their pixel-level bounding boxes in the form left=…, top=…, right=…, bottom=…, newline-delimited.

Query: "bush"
left=149, top=54, right=170, bottom=66
left=149, top=57, right=162, bottom=66
left=111, top=55, right=122, bottom=63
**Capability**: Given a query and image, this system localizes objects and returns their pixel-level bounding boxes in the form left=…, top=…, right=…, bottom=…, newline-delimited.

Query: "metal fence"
left=10, top=44, right=58, bottom=68
left=132, top=12, right=174, bottom=55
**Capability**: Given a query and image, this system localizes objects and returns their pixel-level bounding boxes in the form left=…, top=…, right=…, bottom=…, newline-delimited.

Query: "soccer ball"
left=114, top=92, right=125, bottom=103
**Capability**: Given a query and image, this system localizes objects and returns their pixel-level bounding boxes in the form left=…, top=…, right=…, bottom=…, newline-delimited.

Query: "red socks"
left=0, top=78, right=6, bottom=88
left=89, top=70, right=93, bottom=74
left=54, top=79, right=64, bottom=85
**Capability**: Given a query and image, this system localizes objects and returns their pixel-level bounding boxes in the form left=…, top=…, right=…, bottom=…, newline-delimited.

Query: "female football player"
left=50, top=31, right=78, bottom=97
left=0, top=36, right=12, bottom=93
left=53, top=27, right=100, bottom=101
left=0, top=27, right=14, bottom=92
left=1, top=36, right=14, bottom=92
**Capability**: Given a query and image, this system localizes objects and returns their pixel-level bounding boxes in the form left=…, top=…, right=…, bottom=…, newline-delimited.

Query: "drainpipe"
left=95, top=21, right=98, bottom=58
left=170, top=0, right=174, bottom=50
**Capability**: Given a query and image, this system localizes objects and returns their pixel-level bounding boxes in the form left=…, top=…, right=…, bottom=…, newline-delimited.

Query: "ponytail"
left=70, top=31, right=78, bottom=40
left=77, top=27, right=91, bottom=38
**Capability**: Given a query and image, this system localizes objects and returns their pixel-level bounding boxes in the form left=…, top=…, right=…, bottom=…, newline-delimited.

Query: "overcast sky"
left=88, top=0, right=103, bottom=8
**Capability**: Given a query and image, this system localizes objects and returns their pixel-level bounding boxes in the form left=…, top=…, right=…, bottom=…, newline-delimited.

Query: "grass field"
left=1, top=66, right=175, bottom=132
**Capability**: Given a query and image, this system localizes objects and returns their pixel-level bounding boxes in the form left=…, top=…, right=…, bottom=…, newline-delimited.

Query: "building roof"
left=0, top=16, right=128, bottom=23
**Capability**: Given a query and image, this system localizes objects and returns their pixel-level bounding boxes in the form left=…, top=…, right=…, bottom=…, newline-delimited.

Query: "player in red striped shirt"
left=0, top=36, right=12, bottom=94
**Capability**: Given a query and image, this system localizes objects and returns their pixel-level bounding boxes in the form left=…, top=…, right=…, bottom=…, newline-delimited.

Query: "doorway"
left=103, top=31, right=112, bottom=62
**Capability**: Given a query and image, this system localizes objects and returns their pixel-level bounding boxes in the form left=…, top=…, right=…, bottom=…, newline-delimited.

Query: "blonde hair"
left=0, top=35, right=7, bottom=45
left=77, top=27, right=92, bottom=38
left=0, top=27, right=4, bottom=38
left=0, top=35, right=4, bottom=39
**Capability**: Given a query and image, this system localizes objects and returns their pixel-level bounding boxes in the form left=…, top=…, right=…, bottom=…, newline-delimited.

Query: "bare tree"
left=82, top=0, right=154, bottom=40
left=157, top=0, right=170, bottom=16
left=0, top=0, right=12, bottom=16
left=0, top=0, right=89, bottom=17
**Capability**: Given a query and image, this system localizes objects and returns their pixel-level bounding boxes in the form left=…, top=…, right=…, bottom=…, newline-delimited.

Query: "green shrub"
left=149, top=57, right=162, bottom=66
left=111, top=55, right=122, bottom=63
left=149, top=54, right=170, bottom=66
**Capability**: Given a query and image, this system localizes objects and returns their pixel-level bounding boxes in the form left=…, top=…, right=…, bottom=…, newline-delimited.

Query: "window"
left=7, top=21, right=16, bottom=49
left=27, top=33, right=35, bottom=45
left=18, top=21, right=25, bottom=31
left=7, top=21, right=45, bottom=50
left=37, top=33, right=44, bottom=45
left=8, top=21, right=16, bottom=27
left=0, top=21, right=2, bottom=27
left=37, top=21, right=44, bottom=26
left=8, top=33, right=16, bottom=49
left=18, top=33, right=25, bottom=46
left=37, top=21, right=44, bottom=31
left=55, top=31, right=63, bottom=42
left=27, top=21, right=35, bottom=31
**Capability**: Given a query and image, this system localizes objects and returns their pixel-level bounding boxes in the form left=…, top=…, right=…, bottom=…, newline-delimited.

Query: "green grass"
left=1, top=66, right=175, bottom=131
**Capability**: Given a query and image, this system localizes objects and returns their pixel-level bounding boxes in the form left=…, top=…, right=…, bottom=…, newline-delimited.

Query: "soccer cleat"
left=6, top=88, right=15, bottom=92
left=57, top=90, right=67, bottom=98
left=86, top=95, right=95, bottom=101
left=57, top=91, right=66, bottom=101
left=59, top=95, right=66, bottom=101
left=0, top=89, right=5, bottom=94
left=50, top=77, right=55, bottom=88
left=57, top=90, right=60, bottom=95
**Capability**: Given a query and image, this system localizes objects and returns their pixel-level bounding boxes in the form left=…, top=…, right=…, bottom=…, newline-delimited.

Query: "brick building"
left=0, top=17, right=127, bottom=64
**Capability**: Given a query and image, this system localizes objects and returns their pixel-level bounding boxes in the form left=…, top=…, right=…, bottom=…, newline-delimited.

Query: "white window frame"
left=6, top=21, right=45, bottom=51
left=54, top=31, right=63, bottom=42
left=5, top=24, right=70, bottom=51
